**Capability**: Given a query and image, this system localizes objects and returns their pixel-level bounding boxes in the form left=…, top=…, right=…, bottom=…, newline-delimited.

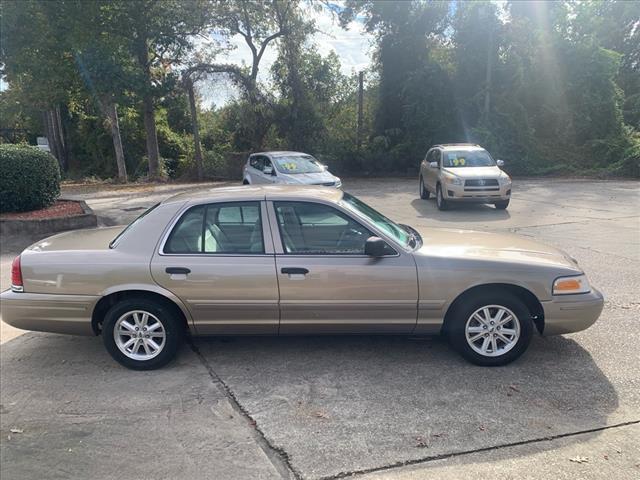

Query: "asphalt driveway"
left=1, top=178, right=639, bottom=479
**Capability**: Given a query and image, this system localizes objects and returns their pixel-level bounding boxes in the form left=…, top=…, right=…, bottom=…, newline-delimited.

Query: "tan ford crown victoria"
left=1, top=186, right=603, bottom=370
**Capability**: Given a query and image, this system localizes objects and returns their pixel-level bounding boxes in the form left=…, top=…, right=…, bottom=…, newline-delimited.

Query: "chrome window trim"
left=158, top=199, right=274, bottom=256
left=266, top=199, right=402, bottom=258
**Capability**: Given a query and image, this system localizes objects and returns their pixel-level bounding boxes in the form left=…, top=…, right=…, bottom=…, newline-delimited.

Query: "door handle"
left=166, top=267, right=191, bottom=275
left=281, top=267, right=309, bottom=275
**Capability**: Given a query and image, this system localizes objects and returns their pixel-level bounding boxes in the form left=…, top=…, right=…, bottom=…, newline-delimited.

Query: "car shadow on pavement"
left=0, top=331, right=619, bottom=480
left=194, top=333, right=617, bottom=479
left=410, top=198, right=511, bottom=222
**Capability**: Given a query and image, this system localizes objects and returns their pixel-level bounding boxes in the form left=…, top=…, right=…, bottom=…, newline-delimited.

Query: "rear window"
left=109, top=203, right=160, bottom=248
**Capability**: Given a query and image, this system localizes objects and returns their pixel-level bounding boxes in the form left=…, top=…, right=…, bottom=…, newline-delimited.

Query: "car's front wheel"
left=419, top=176, right=430, bottom=200
left=446, top=291, right=533, bottom=366
left=495, top=199, right=509, bottom=210
left=102, top=298, right=182, bottom=370
left=436, top=184, right=449, bottom=211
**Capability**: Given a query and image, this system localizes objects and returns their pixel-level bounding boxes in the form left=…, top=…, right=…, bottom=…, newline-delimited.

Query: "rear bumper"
left=443, top=183, right=511, bottom=202
left=541, top=287, right=604, bottom=335
left=0, top=290, right=98, bottom=336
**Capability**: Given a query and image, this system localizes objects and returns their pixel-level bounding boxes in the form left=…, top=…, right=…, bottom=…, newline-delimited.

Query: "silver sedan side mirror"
left=496, top=159, right=505, bottom=167
left=429, top=161, right=439, bottom=169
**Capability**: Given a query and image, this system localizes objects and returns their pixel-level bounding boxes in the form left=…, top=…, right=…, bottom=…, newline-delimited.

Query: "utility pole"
left=356, top=71, right=364, bottom=151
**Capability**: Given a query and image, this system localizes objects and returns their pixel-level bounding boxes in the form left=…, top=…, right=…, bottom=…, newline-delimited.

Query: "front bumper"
left=0, top=290, right=98, bottom=336
left=541, top=287, right=604, bottom=335
left=442, top=182, right=511, bottom=202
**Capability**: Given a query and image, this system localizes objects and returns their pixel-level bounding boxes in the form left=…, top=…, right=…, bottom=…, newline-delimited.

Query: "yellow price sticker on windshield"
left=281, top=162, right=296, bottom=171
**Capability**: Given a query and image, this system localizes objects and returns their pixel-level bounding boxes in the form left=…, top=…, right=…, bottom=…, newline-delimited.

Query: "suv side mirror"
left=364, top=236, right=389, bottom=257
left=429, top=161, right=439, bottom=169
left=263, top=165, right=274, bottom=175
left=496, top=159, right=504, bottom=167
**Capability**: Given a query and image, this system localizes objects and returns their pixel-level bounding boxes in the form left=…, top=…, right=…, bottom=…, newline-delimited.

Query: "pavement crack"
left=187, top=337, right=302, bottom=480
left=318, top=420, right=640, bottom=480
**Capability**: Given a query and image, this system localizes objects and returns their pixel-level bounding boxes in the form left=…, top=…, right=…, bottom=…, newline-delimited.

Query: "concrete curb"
left=0, top=199, right=98, bottom=236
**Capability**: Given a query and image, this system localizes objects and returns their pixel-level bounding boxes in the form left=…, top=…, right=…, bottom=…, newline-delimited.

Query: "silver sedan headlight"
left=335, top=178, right=342, bottom=188
left=553, top=274, right=591, bottom=295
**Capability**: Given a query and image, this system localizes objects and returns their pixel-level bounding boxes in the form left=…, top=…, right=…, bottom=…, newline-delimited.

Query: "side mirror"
left=496, top=159, right=504, bottom=167
left=364, top=236, right=389, bottom=257
left=263, top=166, right=274, bottom=175
left=429, top=161, right=439, bottom=169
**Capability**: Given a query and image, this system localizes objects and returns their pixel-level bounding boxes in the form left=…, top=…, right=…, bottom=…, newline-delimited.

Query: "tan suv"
left=419, top=144, right=512, bottom=210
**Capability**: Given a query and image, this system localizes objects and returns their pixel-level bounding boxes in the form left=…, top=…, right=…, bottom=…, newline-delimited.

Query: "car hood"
left=413, top=227, right=580, bottom=270
left=278, top=170, right=337, bottom=184
left=25, top=226, right=126, bottom=253
left=442, top=166, right=503, bottom=178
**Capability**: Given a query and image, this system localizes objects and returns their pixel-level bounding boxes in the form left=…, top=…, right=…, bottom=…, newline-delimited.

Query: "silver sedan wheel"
left=114, top=310, right=166, bottom=361
left=465, top=305, right=520, bottom=357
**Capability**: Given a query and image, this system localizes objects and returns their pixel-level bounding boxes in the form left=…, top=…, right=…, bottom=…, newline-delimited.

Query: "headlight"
left=335, top=178, right=342, bottom=188
left=553, top=274, right=591, bottom=295
left=498, top=175, right=511, bottom=185
left=444, top=175, right=463, bottom=186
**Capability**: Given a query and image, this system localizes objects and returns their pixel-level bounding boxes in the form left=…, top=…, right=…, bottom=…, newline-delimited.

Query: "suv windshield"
left=274, top=155, right=323, bottom=174
left=443, top=150, right=495, bottom=168
left=340, top=193, right=412, bottom=249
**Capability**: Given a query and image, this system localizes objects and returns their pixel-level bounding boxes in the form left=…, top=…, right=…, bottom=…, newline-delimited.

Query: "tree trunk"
left=105, top=102, right=128, bottom=183
left=142, top=93, right=161, bottom=179
left=54, top=105, right=68, bottom=171
left=482, top=27, right=493, bottom=125
left=357, top=71, right=364, bottom=150
left=185, top=77, right=204, bottom=181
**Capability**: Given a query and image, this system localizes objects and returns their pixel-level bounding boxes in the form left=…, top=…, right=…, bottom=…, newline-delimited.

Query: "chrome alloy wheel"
left=114, top=310, right=166, bottom=361
left=464, top=305, right=520, bottom=357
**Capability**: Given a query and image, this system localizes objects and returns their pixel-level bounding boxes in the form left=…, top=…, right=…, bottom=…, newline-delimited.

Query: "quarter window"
left=274, top=202, right=371, bottom=255
left=164, top=202, right=264, bottom=254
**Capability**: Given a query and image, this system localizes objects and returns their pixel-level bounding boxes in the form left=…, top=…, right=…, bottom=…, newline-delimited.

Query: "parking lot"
left=1, top=178, right=639, bottom=479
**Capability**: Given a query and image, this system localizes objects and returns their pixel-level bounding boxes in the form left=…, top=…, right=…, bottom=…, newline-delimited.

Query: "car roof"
left=162, top=185, right=343, bottom=206
left=433, top=143, right=485, bottom=151
left=249, top=151, right=313, bottom=158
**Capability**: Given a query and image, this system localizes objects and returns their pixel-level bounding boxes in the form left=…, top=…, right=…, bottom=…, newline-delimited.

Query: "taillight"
left=11, top=255, right=23, bottom=292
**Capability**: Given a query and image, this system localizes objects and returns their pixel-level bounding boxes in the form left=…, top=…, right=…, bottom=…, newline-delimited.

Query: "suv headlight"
left=335, top=178, right=342, bottom=188
left=553, top=274, right=591, bottom=295
left=444, top=175, right=463, bottom=186
left=498, top=175, right=511, bottom=185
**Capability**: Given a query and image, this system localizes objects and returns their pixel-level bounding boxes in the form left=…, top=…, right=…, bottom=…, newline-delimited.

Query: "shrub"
left=0, top=144, right=60, bottom=212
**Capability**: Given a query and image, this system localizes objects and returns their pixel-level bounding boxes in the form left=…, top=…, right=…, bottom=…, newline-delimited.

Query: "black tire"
left=495, top=200, right=509, bottom=210
left=419, top=176, right=430, bottom=200
left=446, top=290, right=533, bottom=366
left=242, top=179, right=250, bottom=185
left=102, top=298, right=183, bottom=370
left=436, top=183, right=449, bottom=211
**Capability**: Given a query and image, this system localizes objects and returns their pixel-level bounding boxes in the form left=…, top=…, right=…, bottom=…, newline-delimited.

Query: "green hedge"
left=0, top=144, right=61, bottom=213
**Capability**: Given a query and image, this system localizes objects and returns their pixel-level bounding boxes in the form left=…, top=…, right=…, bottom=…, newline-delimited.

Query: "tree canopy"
left=1, top=0, right=638, bottom=180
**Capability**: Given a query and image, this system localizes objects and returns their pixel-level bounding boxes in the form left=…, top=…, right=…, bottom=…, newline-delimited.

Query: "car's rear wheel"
left=495, top=199, right=509, bottom=210
left=102, top=299, right=182, bottom=370
left=243, top=179, right=250, bottom=185
left=436, top=184, right=449, bottom=211
left=419, top=176, right=430, bottom=200
left=446, top=291, right=533, bottom=366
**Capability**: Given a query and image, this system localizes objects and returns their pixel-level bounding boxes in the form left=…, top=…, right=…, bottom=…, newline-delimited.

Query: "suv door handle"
left=281, top=267, right=309, bottom=275
left=166, top=267, right=191, bottom=275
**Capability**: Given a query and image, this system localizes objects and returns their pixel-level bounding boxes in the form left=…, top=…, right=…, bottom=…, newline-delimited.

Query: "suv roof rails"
left=433, top=143, right=482, bottom=148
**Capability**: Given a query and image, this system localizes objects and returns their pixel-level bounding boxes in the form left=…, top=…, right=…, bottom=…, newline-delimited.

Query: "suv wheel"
left=419, top=177, right=430, bottom=200
left=102, top=298, right=182, bottom=370
left=495, top=199, right=509, bottom=210
left=447, top=291, right=533, bottom=366
left=436, top=184, right=449, bottom=211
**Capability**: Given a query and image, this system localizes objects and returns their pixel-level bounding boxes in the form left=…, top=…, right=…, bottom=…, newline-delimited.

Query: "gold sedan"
left=1, top=186, right=603, bottom=369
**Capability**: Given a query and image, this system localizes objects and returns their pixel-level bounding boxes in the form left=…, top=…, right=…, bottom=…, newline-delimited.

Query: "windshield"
left=443, top=150, right=496, bottom=168
left=109, top=203, right=160, bottom=248
left=274, top=155, right=324, bottom=174
left=340, top=193, right=412, bottom=249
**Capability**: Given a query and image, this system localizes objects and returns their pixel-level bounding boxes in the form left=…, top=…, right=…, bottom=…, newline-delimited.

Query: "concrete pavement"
left=1, top=178, right=639, bottom=479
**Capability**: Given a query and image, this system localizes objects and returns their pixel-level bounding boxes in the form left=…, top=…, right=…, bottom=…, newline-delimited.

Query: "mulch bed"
left=0, top=200, right=85, bottom=220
